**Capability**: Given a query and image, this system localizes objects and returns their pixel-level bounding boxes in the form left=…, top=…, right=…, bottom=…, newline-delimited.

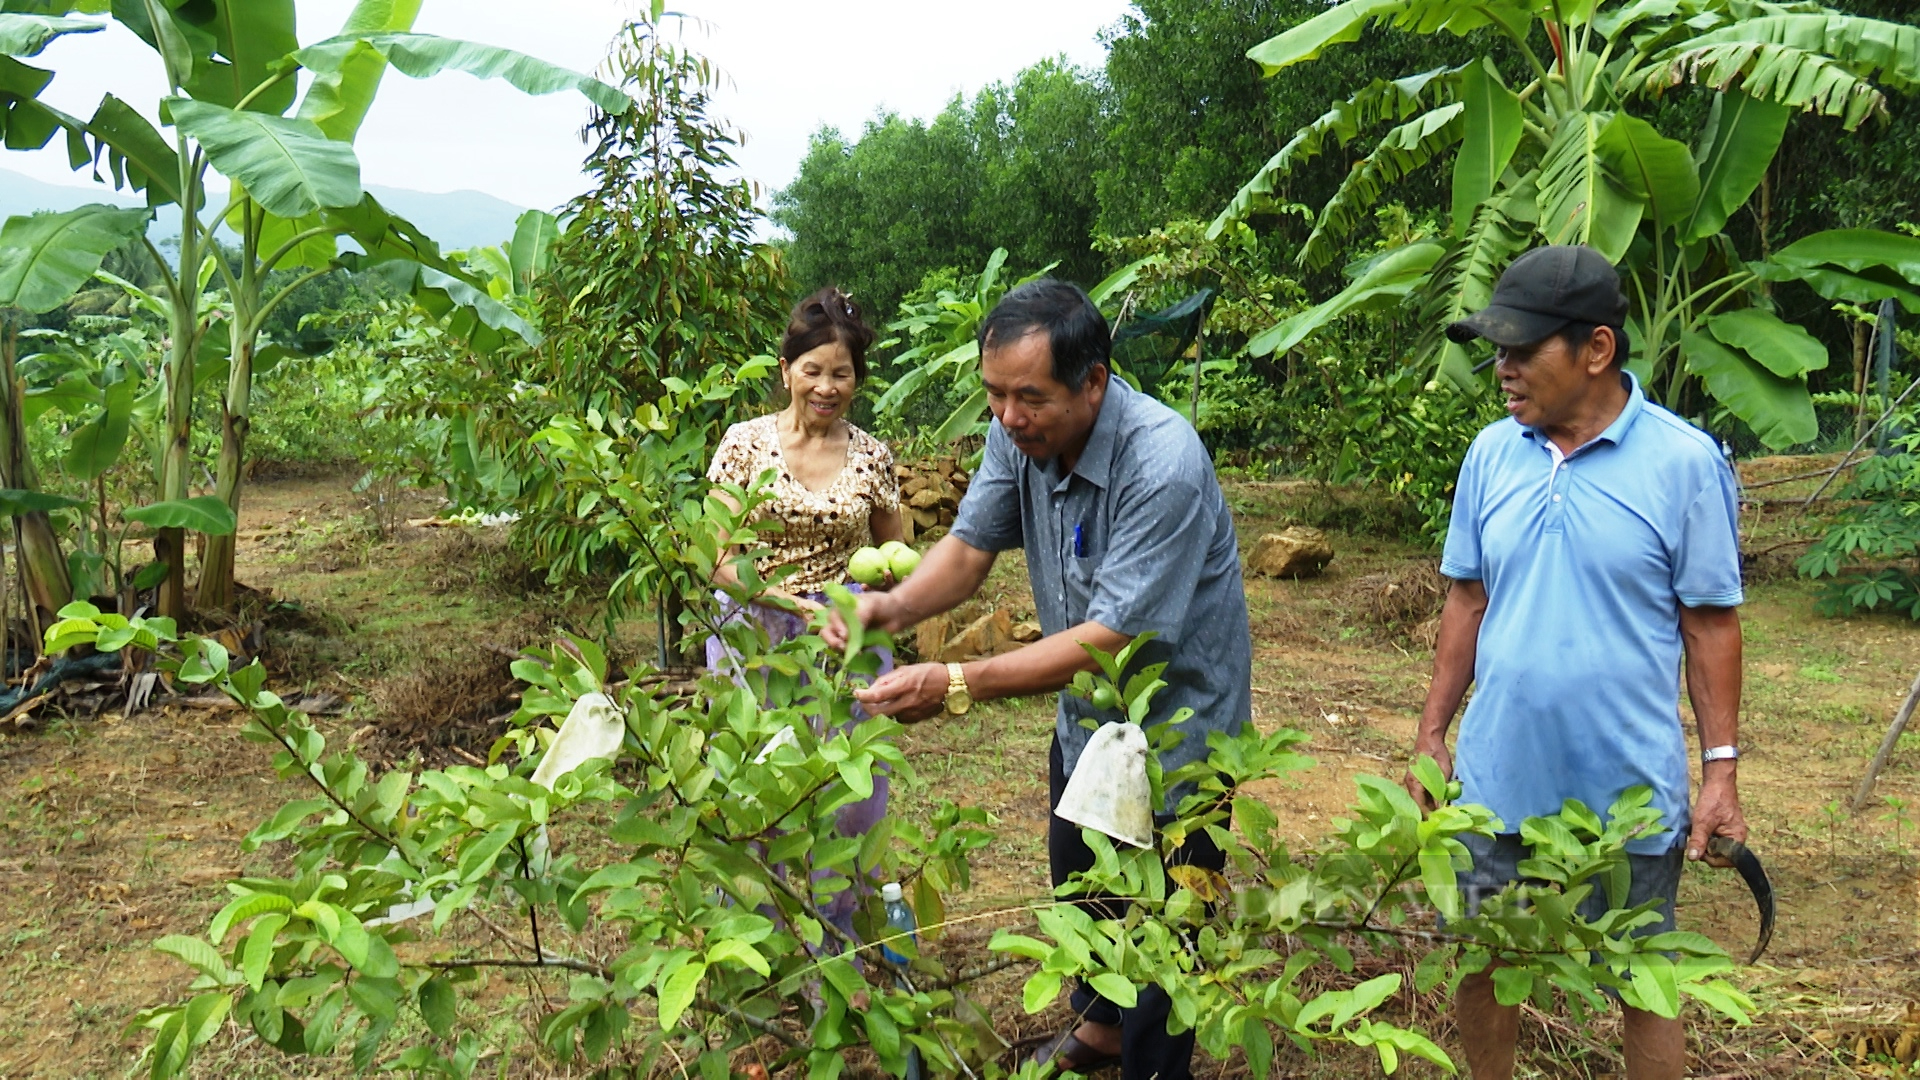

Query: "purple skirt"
left=706, top=585, right=894, bottom=937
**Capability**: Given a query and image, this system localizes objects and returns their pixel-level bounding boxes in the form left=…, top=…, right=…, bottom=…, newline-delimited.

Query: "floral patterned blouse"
left=707, top=413, right=899, bottom=592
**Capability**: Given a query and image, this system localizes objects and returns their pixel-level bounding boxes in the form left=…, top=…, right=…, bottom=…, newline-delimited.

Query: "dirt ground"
left=0, top=465, right=1916, bottom=1078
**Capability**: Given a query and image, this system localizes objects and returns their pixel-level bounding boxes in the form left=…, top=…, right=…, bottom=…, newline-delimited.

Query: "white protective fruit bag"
left=531, top=691, right=625, bottom=788
left=1054, top=721, right=1154, bottom=849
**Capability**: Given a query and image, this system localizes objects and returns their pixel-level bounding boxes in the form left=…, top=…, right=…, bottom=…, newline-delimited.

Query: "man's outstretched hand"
left=825, top=591, right=945, bottom=721
left=855, top=662, right=947, bottom=723
left=823, top=590, right=896, bottom=650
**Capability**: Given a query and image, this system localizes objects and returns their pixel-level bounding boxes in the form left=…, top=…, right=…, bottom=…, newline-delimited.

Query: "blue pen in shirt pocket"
left=1073, top=522, right=1087, bottom=558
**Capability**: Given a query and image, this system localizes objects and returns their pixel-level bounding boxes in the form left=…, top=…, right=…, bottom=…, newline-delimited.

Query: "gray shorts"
left=1457, top=832, right=1684, bottom=937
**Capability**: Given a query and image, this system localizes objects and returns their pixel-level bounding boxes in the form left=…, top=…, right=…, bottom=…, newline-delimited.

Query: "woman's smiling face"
left=784, top=339, right=857, bottom=423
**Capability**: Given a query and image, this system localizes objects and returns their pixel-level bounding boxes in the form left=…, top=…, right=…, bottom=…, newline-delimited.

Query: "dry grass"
left=419, top=526, right=544, bottom=598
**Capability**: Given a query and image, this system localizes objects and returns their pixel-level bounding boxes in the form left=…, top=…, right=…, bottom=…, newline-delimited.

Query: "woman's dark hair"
left=780, top=287, right=876, bottom=381
left=977, top=279, right=1111, bottom=390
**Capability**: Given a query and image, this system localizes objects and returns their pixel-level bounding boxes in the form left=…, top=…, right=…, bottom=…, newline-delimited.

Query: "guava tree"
left=0, top=0, right=629, bottom=615
left=1213, top=0, right=1920, bottom=449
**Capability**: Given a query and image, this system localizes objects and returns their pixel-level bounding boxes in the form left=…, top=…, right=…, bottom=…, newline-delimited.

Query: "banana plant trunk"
left=0, top=326, right=71, bottom=620
left=157, top=287, right=196, bottom=621
left=195, top=337, right=251, bottom=611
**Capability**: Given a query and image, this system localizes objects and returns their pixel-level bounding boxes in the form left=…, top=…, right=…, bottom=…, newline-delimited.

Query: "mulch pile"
left=1352, top=561, right=1449, bottom=646
left=354, top=644, right=523, bottom=768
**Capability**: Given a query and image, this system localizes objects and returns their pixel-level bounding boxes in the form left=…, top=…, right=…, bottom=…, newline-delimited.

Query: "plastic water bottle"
left=880, top=883, right=924, bottom=1080
left=880, top=882, right=916, bottom=962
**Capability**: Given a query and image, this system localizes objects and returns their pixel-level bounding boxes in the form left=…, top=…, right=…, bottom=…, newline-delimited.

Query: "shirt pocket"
left=1064, top=553, right=1098, bottom=618
left=1062, top=499, right=1108, bottom=619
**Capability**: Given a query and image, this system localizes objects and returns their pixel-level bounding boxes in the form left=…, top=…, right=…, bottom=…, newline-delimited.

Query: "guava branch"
left=691, top=999, right=803, bottom=1048
left=416, top=959, right=804, bottom=1048
left=420, top=956, right=608, bottom=978
left=930, top=955, right=1026, bottom=990
left=740, top=845, right=917, bottom=988
left=248, top=703, right=414, bottom=868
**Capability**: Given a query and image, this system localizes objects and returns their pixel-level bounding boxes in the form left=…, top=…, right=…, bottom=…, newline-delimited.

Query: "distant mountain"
left=1, top=167, right=531, bottom=252
left=0, top=167, right=143, bottom=223
left=363, top=184, right=535, bottom=253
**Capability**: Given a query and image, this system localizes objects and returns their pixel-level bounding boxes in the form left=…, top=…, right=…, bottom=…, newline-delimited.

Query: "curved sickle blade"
left=1707, top=836, right=1775, bottom=964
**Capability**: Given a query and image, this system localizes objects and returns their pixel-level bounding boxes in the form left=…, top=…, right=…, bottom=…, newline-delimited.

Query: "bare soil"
left=0, top=466, right=1914, bottom=1078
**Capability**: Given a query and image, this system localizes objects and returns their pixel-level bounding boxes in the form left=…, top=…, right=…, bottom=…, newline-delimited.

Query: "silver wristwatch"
left=1701, top=745, right=1739, bottom=764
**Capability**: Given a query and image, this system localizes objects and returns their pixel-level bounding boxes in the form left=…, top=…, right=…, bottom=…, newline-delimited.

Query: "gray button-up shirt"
left=950, top=376, right=1252, bottom=809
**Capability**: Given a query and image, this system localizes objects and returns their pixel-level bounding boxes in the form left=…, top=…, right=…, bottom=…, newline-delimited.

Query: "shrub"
left=1798, top=437, right=1920, bottom=617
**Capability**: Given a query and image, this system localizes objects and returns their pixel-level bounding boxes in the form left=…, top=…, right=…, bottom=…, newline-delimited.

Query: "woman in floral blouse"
left=706, top=286, right=903, bottom=612
left=705, top=286, right=902, bottom=936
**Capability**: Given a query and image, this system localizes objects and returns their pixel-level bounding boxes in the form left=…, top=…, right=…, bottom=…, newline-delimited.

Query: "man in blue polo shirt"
left=1404, top=246, right=1747, bottom=1080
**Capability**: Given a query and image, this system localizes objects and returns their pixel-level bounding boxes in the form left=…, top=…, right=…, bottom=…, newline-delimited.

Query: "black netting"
left=1110, top=289, right=1214, bottom=391
left=1717, top=402, right=1874, bottom=460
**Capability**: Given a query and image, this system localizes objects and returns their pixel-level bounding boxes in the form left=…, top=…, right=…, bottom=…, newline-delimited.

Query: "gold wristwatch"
left=944, top=662, right=973, bottom=716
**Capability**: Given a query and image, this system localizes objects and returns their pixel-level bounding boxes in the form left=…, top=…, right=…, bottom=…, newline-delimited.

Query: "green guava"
left=1091, top=686, right=1120, bottom=710
left=848, top=546, right=889, bottom=587
left=880, top=540, right=921, bottom=579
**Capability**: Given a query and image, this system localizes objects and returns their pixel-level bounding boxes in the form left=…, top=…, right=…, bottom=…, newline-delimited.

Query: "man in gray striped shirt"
left=827, top=278, right=1252, bottom=1080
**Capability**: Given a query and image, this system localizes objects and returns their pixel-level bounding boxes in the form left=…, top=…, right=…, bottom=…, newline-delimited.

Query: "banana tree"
left=416, top=209, right=558, bottom=510
left=873, top=249, right=1035, bottom=443
left=873, top=249, right=1161, bottom=443
left=460, top=208, right=563, bottom=315
left=0, top=1, right=630, bottom=615
left=21, top=306, right=187, bottom=607
left=0, top=203, right=154, bottom=618
left=1213, top=0, right=1920, bottom=449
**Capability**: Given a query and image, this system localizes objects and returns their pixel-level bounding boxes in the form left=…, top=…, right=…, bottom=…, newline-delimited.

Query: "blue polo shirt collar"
left=1520, top=370, right=1647, bottom=458
left=1051, top=372, right=1126, bottom=493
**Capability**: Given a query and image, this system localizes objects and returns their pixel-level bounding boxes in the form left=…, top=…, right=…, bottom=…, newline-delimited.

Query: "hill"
left=363, top=184, right=536, bottom=253
left=0, top=167, right=143, bottom=222
left=0, top=167, right=531, bottom=252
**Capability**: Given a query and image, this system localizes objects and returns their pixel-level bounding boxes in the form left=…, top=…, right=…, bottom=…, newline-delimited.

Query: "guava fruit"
left=848, top=546, right=889, bottom=586
left=881, top=540, right=921, bottom=579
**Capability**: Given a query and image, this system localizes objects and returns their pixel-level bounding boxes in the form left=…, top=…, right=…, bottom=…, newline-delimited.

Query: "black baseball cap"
left=1446, top=245, right=1629, bottom=348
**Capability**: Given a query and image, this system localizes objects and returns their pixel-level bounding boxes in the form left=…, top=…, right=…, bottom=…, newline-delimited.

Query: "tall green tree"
left=969, top=60, right=1109, bottom=286
left=776, top=113, right=979, bottom=320
left=1095, top=0, right=1474, bottom=240
left=0, top=0, right=627, bottom=614
left=776, top=2, right=1481, bottom=318
left=514, top=13, right=791, bottom=638
left=775, top=58, right=1105, bottom=321
left=533, top=17, right=788, bottom=415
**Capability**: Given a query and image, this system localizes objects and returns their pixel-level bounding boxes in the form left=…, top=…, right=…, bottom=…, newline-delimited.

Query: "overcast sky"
left=10, top=0, right=1133, bottom=216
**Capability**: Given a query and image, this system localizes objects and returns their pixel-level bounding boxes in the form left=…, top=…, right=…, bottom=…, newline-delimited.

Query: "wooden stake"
left=1853, top=666, right=1920, bottom=812
left=1853, top=320, right=1871, bottom=442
